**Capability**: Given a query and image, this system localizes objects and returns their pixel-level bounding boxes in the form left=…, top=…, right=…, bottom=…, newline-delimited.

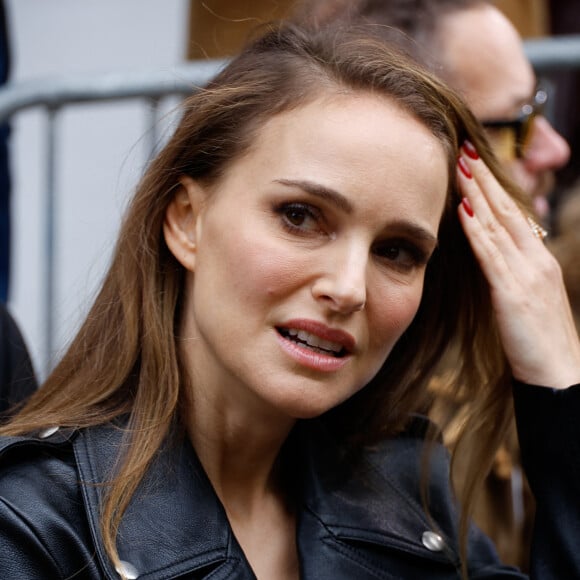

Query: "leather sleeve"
left=513, top=381, right=580, bottom=579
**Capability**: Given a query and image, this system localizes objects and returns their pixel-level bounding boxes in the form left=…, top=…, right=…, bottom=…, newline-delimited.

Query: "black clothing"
left=513, top=381, right=580, bottom=579
left=0, top=383, right=577, bottom=578
left=0, top=303, right=37, bottom=417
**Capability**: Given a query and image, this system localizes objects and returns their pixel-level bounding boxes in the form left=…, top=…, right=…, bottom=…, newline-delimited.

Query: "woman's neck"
left=184, top=386, right=300, bottom=580
left=182, top=369, right=295, bottom=505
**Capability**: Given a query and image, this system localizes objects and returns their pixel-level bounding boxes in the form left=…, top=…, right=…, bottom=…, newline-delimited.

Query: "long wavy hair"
left=1, top=21, right=531, bottom=573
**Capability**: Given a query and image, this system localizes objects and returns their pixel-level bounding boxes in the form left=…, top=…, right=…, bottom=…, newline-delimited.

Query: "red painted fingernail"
left=457, top=155, right=473, bottom=179
left=461, top=197, right=474, bottom=217
left=462, top=140, right=479, bottom=160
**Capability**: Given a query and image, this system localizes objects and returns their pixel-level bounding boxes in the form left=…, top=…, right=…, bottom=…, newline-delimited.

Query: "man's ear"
left=163, top=176, right=206, bottom=272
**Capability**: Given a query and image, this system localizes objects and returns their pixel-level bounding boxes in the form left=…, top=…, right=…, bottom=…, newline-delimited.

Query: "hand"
left=457, top=141, right=580, bottom=389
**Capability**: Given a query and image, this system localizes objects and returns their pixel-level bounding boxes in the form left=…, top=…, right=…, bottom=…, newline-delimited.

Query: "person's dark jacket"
left=0, top=382, right=577, bottom=579
left=0, top=302, right=37, bottom=417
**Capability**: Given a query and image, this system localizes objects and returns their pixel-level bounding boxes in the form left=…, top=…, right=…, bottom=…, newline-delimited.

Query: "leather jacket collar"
left=70, top=419, right=472, bottom=579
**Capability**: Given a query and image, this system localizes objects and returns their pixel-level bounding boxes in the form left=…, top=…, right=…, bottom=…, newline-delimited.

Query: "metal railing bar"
left=145, top=96, right=162, bottom=161
left=524, top=34, right=580, bottom=73
left=44, top=105, right=58, bottom=375
left=0, top=59, right=226, bottom=123
left=0, top=33, right=577, bottom=123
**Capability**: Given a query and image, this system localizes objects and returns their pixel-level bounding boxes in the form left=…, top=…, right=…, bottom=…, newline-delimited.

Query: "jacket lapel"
left=297, top=420, right=462, bottom=578
left=74, top=424, right=255, bottom=579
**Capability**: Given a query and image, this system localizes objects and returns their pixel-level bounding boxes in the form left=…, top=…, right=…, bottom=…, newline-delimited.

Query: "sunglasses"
left=481, top=87, right=548, bottom=160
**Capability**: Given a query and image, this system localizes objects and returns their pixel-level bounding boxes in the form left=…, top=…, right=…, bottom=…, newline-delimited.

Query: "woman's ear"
left=163, top=176, right=206, bottom=272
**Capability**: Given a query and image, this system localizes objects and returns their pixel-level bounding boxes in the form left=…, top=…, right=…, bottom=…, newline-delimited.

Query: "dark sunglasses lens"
left=516, top=88, right=548, bottom=157
left=483, top=87, right=548, bottom=159
left=515, top=114, right=534, bottom=158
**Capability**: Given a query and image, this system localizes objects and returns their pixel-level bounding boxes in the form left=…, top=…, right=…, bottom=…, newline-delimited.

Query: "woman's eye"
left=276, top=202, right=322, bottom=234
left=286, top=207, right=310, bottom=226
left=373, top=240, right=429, bottom=270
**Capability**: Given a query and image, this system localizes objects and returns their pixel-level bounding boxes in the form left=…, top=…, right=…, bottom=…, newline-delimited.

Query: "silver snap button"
left=38, top=426, right=60, bottom=439
left=422, top=530, right=445, bottom=552
left=115, top=560, right=139, bottom=579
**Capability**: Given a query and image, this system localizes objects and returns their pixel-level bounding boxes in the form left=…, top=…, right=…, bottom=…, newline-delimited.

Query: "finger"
left=457, top=195, right=517, bottom=295
left=459, top=141, right=546, bottom=251
left=457, top=153, right=514, bottom=247
left=457, top=157, right=524, bottom=270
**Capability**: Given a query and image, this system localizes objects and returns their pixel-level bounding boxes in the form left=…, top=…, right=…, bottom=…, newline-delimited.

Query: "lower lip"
left=276, top=332, right=350, bottom=372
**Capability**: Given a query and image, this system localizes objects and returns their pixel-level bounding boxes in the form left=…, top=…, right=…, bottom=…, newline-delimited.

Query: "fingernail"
left=457, top=155, right=473, bottom=179
left=461, top=197, right=474, bottom=217
left=462, top=140, right=479, bottom=160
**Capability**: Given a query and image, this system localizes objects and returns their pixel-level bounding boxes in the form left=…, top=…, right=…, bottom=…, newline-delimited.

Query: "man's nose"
left=524, top=116, right=570, bottom=172
left=311, top=246, right=367, bottom=315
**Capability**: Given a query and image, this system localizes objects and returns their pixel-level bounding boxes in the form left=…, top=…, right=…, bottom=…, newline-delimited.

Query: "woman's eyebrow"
left=274, top=178, right=354, bottom=214
left=275, top=178, right=439, bottom=244
left=387, top=220, right=439, bottom=246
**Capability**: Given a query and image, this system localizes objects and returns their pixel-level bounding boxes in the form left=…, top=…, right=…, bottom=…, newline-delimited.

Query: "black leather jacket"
left=0, top=382, right=578, bottom=579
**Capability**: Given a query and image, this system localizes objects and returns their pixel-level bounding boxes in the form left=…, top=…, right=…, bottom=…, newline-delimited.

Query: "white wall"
left=6, top=0, right=189, bottom=377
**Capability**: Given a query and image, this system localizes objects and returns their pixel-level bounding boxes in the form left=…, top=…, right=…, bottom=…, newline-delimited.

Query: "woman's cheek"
left=238, top=242, right=312, bottom=299
left=371, top=287, right=424, bottom=348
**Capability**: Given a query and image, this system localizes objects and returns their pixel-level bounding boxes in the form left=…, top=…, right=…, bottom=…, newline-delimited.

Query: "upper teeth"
left=287, top=329, right=343, bottom=354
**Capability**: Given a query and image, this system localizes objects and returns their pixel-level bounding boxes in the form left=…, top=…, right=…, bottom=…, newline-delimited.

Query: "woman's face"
left=167, top=92, right=448, bottom=422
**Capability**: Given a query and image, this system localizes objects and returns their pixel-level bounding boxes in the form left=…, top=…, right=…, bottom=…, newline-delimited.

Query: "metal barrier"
left=0, top=59, right=225, bottom=374
left=1, top=35, right=580, bottom=374
left=525, top=34, right=580, bottom=73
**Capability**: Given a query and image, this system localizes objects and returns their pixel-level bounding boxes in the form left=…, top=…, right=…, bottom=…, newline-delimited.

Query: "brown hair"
left=291, top=0, right=488, bottom=75
left=1, top=21, right=530, bottom=573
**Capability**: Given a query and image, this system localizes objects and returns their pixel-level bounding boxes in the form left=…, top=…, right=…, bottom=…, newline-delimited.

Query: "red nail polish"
left=462, top=140, right=479, bottom=160
left=457, top=155, right=472, bottom=179
left=461, top=197, right=474, bottom=217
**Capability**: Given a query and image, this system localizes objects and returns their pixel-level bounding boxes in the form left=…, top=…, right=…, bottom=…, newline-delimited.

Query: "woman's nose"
left=311, top=247, right=367, bottom=314
left=524, top=116, right=570, bottom=173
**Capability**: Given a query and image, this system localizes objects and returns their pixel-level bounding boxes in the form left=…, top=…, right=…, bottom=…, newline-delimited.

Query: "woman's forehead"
left=206, top=91, right=449, bottom=234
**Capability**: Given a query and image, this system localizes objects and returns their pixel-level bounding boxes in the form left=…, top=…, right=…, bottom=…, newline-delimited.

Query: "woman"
left=0, top=22, right=578, bottom=579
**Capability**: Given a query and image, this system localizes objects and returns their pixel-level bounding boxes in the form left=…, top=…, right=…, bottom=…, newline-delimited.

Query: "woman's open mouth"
left=277, top=327, right=348, bottom=358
